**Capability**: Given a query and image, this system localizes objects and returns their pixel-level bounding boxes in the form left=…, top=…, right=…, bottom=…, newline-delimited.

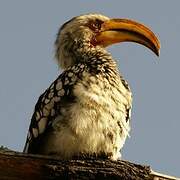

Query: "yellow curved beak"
left=95, top=19, right=160, bottom=56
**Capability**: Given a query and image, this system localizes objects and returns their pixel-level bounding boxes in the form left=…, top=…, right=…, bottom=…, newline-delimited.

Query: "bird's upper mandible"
left=55, top=14, right=160, bottom=69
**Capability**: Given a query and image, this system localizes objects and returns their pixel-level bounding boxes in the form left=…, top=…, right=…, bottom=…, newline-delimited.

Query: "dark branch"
left=0, top=148, right=177, bottom=180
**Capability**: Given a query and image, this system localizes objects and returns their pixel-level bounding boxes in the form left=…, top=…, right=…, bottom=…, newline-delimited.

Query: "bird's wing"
left=119, top=75, right=132, bottom=136
left=121, top=77, right=132, bottom=120
left=23, top=63, right=86, bottom=153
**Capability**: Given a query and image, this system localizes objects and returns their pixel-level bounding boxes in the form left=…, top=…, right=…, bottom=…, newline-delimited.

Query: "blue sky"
left=0, top=0, right=179, bottom=177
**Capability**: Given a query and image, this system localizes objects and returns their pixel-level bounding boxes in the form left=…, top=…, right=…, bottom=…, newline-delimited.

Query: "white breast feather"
left=42, top=73, right=132, bottom=160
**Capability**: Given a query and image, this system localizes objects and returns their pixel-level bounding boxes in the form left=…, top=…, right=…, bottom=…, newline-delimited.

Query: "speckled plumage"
left=24, top=48, right=132, bottom=160
left=24, top=13, right=159, bottom=160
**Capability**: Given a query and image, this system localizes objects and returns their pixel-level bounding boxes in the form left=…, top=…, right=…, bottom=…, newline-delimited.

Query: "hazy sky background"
left=0, top=0, right=179, bottom=177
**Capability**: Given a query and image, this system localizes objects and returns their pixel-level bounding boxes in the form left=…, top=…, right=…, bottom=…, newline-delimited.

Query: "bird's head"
left=55, top=14, right=160, bottom=69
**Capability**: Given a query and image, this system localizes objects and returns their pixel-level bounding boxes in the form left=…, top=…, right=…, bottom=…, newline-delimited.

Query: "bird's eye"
left=89, top=19, right=103, bottom=32
left=94, top=20, right=102, bottom=29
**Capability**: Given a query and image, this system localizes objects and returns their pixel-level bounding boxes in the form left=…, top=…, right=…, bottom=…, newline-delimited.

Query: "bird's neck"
left=58, top=41, right=118, bottom=71
left=78, top=46, right=118, bottom=70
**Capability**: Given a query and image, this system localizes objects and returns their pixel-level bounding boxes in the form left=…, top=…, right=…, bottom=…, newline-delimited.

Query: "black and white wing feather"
left=23, top=63, right=86, bottom=153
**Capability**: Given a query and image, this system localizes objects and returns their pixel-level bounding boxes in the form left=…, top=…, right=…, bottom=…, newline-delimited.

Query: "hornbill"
left=24, top=14, right=160, bottom=160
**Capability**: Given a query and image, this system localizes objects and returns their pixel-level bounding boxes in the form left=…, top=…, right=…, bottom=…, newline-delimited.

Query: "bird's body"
left=24, top=14, right=160, bottom=160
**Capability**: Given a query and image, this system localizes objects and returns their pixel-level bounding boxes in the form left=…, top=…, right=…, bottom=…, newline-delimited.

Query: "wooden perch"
left=0, top=148, right=178, bottom=180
